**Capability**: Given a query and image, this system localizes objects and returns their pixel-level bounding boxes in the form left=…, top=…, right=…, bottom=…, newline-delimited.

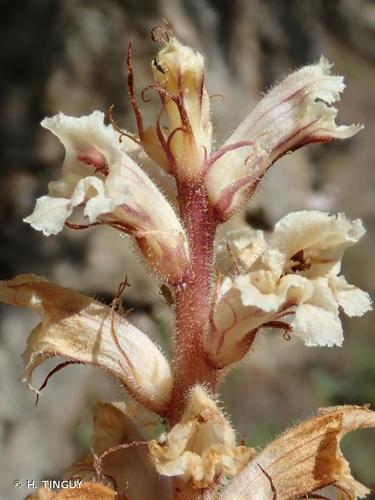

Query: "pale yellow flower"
left=149, top=386, right=254, bottom=489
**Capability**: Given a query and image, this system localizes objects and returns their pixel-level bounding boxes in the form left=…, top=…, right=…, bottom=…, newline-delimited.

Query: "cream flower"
left=24, top=111, right=189, bottom=282
left=0, top=274, right=173, bottom=414
left=219, top=405, right=375, bottom=500
left=206, top=211, right=371, bottom=367
left=205, top=57, right=363, bottom=221
left=142, top=36, right=212, bottom=180
left=148, top=386, right=254, bottom=489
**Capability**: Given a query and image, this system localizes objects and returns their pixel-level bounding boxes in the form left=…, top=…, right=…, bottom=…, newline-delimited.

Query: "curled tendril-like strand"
left=110, top=298, right=139, bottom=385
left=153, top=104, right=177, bottom=172
left=150, top=18, right=174, bottom=44
left=108, top=105, right=140, bottom=145
left=35, top=360, right=83, bottom=406
left=141, top=84, right=192, bottom=134
left=166, top=126, right=188, bottom=151
left=65, top=219, right=135, bottom=235
left=92, top=441, right=148, bottom=491
left=141, top=84, right=178, bottom=104
left=258, top=464, right=277, bottom=500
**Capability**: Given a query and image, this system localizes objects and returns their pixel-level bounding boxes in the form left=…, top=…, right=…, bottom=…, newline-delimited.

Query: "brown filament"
left=127, top=41, right=144, bottom=139
left=258, top=464, right=277, bottom=500
left=108, top=104, right=140, bottom=145
left=35, top=360, right=83, bottom=406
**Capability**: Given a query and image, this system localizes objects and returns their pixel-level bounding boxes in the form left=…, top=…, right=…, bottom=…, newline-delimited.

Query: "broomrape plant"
left=1, top=22, right=374, bottom=500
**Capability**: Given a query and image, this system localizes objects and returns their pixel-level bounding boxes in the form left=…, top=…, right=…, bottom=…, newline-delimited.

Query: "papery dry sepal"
left=65, top=401, right=172, bottom=499
left=219, top=405, right=375, bottom=500
left=0, top=274, right=173, bottom=414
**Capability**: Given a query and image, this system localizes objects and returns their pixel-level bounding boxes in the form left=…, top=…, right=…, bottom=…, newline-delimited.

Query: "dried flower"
left=65, top=401, right=171, bottom=499
left=0, top=274, right=173, bottom=413
left=219, top=405, right=375, bottom=500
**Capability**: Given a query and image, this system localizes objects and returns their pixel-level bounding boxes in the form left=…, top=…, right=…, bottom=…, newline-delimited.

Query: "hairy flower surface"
left=149, top=386, right=254, bottom=489
left=205, top=57, right=362, bottom=220
left=219, top=405, right=375, bottom=500
left=143, top=36, right=212, bottom=180
left=24, top=111, right=189, bottom=282
left=0, top=274, right=173, bottom=413
left=207, top=211, right=371, bottom=367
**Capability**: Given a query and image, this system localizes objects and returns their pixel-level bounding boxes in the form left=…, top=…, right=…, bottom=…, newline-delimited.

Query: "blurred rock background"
left=0, top=0, right=374, bottom=498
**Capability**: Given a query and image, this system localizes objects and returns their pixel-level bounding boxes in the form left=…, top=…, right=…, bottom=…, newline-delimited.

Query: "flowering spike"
left=127, top=41, right=145, bottom=139
left=1, top=27, right=372, bottom=500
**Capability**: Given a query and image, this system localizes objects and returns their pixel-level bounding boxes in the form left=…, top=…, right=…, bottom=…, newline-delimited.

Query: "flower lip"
left=25, top=111, right=190, bottom=282
left=206, top=211, right=371, bottom=367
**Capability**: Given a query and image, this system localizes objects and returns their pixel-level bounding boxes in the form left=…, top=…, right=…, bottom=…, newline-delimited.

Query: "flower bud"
left=144, top=37, right=212, bottom=180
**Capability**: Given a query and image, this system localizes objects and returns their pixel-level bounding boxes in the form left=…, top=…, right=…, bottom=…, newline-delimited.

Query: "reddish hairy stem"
left=167, top=180, right=219, bottom=425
